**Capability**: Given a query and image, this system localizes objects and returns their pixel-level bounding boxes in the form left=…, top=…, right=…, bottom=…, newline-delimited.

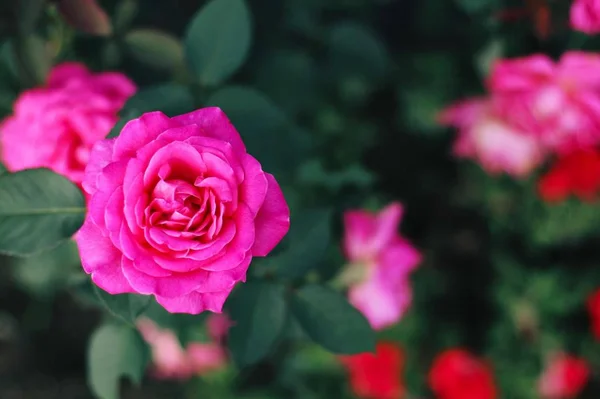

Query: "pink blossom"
left=538, top=353, right=589, bottom=399
left=137, top=316, right=228, bottom=380
left=488, top=52, right=600, bottom=153
left=571, top=0, right=600, bottom=35
left=0, top=62, right=135, bottom=187
left=342, top=203, right=421, bottom=330
left=75, top=108, right=290, bottom=314
left=439, top=98, right=544, bottom=177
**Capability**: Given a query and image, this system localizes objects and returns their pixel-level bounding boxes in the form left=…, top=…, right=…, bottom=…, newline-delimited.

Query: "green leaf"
left=327, top=21, right=388, bottom=85
left=454, top=0, right=495, bottom=13
left=207, top=86, right=309, bottom=177
left=93, top=285, right=152, bottom=325
left=123, top=84, right=194, bottom=117
left=0, top=168, right=85, bottom=257
left=87, top=323, right=148, bottom=399
left=12, top=240, right=80, bottom=297
left=125, top=29, right=184, bottom=71
left=227, top=282, right=288, bottom=366
left=13, top=35, right=52, bottom=86
left=106, top=109, right=141, bottom=138
left=184, top=0, right=252, bottom=86
left=290, top=284, right=375, bottom=354
left=0, top=163, right=7, bottom=175
left=276, top=209, right=332, bottom=279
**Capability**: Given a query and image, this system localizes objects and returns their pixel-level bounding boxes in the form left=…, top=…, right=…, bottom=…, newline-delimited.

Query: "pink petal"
left=155, top=286, right=236, bottom=314
left=240, top=154, right=268, bottom=217
left=81, top=139, right=115, bottom=195
left=113, top=111, right=172, bottom=159
left=252, top=174, right=290, bottom=257
left=171, top=107, right=246, bottom=157
left=47, top=62, right=90, bottom=88
left=75, top=219, right=134, bottom=294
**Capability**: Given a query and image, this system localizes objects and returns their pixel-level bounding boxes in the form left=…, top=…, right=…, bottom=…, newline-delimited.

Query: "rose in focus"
left=0, top=62, right=135, bottom=187
left=342, top=202, right=421, bottom=330
left=428, top=349, right=496, bottom=399
left=538, top=353, right=589, bottom=399
left=137, top=315, right=229, bottom=380
left=75, top=108, right=290, bottom=314
left=340, top=342, right=405, bottom=399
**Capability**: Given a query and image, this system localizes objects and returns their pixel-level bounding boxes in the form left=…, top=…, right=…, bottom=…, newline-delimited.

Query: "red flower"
left=538, top=353, right=589, bottom=399
left=428, top=349, right=496, bottom=399
left=340, top=342, right=405, bottom=399
left=587, top=288, right=600, bottom=340
left=538, top=149, right=600, bottom=203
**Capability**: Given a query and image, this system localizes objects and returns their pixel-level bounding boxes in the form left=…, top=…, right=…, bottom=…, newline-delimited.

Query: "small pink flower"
left=75, top=108, right=290, bottom=314
left=137, top=316, right=227, bottom=380
left=571, top=0, right=600, bottom=35
left=439, top=98, right=544, bottom=177
left=538, top=353, right=589, bottom=399
left=488, top=52, right=600, bottom=153
left=0, top=62, right=135, bottom=187
left=342, top=203, right=421, bottom=330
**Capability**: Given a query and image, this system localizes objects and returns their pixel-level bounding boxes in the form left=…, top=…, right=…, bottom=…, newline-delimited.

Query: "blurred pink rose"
left=0, top=62, right=135, bottom=187
left=571, top=0, right=600, bottom=35
left=488, top=52, right=600, bottom=153
left=137, top=315, right=228, bottom=380
left=342, top=202, right=421, bottom=330
left=439, top=98, right=544, bottom=177
left=538, top=353, right=589, bottom=399
left=75, top=108, right=290, bottom=314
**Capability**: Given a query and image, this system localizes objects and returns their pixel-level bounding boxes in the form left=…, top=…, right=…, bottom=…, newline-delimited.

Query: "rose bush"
left=75, top=108, right=290, bottom=314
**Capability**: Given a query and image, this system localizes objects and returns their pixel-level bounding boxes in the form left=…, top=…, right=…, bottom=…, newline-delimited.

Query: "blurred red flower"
left=428, top=349, right=496, bottom=399
left=538, top=149, right=600, bottom=202
left=538, top=352, right=589, bottom=399
left=340, top=342, right=405, bottom=399
left=587, top=288, right=600, bottom=339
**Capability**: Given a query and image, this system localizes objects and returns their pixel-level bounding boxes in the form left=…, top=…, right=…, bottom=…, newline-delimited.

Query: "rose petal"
left=252, top=174, right=290, bottom=257
left=75, top=219, right=134, bottom=294
left=171, top=107, right=246, bottom=157
left=113, top=111, right=172, bottom=159
left=155, top=285, right=236, bottom=314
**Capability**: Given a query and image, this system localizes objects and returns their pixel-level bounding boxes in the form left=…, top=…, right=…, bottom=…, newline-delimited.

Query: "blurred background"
left=1, top=0, right=600, bottom=398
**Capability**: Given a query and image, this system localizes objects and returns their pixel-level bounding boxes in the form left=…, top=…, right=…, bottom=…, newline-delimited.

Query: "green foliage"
left=291, top=284, right=375, bottom=354
left=227, top=282, right=288, bottom=366
left=124, top=83, right=195, bottom=116
left=87, top=323, right=149, bottom=399
left=0, top=168, right=85, bottom=256
left=275, top=208, right=332, bottom=279
left=184, top=0, right=252, bottom=86
left=207, top=86, right=309, bottom=177
left=125, top=29, right=184, bottom=72
left=93, top=286, right=152, bottom=326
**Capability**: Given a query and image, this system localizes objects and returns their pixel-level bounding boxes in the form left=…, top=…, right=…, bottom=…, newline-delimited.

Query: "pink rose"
left=488, top=52, right=600, bottom=153
left=137, top=316, right=228, bottom=380
left=75, top=108, right=290, bottom=314
left=342, top=203, right=421, bottom=330
left=0, top=62, right=135, bottom=187
left=538, top=353, right=590, bottom=399
left=439, top=98, right=544, bottom=177
left=571, top=0, right=600, bottom=35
